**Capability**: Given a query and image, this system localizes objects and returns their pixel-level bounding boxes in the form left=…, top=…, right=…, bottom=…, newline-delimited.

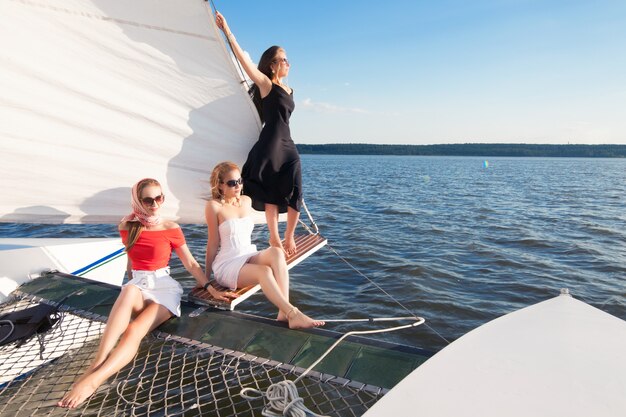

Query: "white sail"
left=0, top=0, right=261, bottom=224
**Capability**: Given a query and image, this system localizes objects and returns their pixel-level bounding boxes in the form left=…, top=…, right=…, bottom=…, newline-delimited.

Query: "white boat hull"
left=365, top=292, right=626, bottom=417
left=0, top=238, right=126, bottom=302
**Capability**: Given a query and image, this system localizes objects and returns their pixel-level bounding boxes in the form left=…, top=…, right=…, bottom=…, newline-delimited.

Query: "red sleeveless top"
left=120, top=228, right=186, bottom=271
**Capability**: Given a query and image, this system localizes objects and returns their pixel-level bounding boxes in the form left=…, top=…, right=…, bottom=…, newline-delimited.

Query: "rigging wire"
left=207, top=0, right=253, bottom=91
left=297, top=198, right=320, bottom=235
left=298, top=197, right=451, bottom=343
left=324, top=243, right=451, bottom=345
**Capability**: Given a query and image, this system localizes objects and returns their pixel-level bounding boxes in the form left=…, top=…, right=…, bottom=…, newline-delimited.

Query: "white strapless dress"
left=212, top=217, right=259, bottom=290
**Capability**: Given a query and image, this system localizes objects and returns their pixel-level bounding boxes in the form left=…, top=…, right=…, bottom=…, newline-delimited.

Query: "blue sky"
left=213, top=1, right=626, bottom=145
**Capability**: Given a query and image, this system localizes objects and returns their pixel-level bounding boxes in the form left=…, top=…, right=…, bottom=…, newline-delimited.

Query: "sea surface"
left=2, top=155, right=625, bottom=351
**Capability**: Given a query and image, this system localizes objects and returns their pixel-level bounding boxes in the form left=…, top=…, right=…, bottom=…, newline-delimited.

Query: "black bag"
left=0, top=303, right=60, bottom=352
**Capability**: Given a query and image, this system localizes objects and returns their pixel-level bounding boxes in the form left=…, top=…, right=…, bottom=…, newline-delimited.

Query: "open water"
left=2, top=155, right=625, bottom=351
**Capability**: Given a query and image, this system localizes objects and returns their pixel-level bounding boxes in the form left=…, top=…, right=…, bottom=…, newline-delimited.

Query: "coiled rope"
left=240, top=315, right=425, bottom=416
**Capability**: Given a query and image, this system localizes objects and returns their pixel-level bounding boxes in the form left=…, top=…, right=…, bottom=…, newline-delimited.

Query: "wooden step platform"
left=189, top=233, right=327, bottom=310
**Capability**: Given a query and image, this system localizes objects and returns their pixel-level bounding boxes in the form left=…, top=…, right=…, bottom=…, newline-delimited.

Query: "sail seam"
left=11, top=0, right=218, bottom=41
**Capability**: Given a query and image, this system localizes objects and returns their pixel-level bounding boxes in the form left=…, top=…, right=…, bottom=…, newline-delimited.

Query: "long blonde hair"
left=125, top=178, right=161, bottom=251
left=210, top=161, right=240, bottom=200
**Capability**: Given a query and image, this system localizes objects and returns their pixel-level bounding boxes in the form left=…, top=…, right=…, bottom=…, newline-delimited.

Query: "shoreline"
left=297, top=143, right=626, bottom=158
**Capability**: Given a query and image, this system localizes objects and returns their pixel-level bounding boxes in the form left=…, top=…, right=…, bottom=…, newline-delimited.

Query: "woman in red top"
left=58, top=178, right=236, bottom=409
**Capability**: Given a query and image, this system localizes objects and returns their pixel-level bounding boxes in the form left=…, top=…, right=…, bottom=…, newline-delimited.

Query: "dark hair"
left=249, top=45, right=283, bottom=123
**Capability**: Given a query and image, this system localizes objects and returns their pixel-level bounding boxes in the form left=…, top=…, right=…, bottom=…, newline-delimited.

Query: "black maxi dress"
left=242, top=83, right=302, bottom=213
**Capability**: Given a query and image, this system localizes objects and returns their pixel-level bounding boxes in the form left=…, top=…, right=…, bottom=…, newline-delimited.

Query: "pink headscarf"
left=121, top=179, right=162, bottom=227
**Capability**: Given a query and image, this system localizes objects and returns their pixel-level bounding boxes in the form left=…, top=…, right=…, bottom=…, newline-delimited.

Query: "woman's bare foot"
left=284, top=235, right=297, bottom=256
left=287, top=307, right=324, bottom=329
left=57, top=375, right=100, bottom=408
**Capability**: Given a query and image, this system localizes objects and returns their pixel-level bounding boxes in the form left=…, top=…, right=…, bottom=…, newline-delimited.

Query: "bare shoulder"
left=205, top=199, right=222, bottom=215
left=240, top=195, right=252, bottom=206
left=163, top=220, right=181, bottom=230
left=205, top=199, right=223, bottom=226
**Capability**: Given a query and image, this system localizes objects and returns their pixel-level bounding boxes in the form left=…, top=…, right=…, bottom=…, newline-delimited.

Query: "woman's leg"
left=283, top=207, right=299, bottom=255
left=265, top=203, right=284, bottom=252
left=78, top=285, right=144, bottom=379
left=238, top=250, right=323, bottom=329
left=58, top=302, right=171, bottom=408
left=249, top=247, right=289, bottom=320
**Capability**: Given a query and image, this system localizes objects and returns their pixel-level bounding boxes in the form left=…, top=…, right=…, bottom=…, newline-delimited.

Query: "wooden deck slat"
left=189, top=233, right=327, bottom=310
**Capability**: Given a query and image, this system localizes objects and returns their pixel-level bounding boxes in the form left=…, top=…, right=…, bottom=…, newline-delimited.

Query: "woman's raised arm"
left=215, top=11, right=272, bottom=96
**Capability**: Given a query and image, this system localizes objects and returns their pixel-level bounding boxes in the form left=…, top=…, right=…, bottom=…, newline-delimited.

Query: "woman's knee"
left=119, top=285, right=144, bottom=310
left=258, top=265, right=274, bottom=280
left=121, top=285, right=140, bottom=298
left=267, top=246, right=286, bottom=262
left=267, top=246, right=285, bottom=259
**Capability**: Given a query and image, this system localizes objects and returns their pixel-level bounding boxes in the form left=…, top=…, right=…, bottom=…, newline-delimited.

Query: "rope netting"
left=0, top=296, right=383, bottom=417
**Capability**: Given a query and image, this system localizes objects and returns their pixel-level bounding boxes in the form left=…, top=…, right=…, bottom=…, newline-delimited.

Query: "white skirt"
left=212, top=245, right=259, bottom=290
left=124, top=267, right=183, bottom=317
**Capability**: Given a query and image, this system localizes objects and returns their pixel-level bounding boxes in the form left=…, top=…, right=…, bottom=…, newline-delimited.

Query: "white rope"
left=117, top=378, right=151, bottom=407
left=294, top=317, right=424, bottom=385
left=0, top=320, right=15, bottom=344
left=241, top=380, right=327, bottom=417
left=240, top=316, right=425, bottom=416
left=319, top=316, right=416, bottom=323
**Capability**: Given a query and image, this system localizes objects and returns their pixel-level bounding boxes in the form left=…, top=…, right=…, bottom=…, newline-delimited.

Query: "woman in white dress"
left=205, top=162, right=324, bottom=329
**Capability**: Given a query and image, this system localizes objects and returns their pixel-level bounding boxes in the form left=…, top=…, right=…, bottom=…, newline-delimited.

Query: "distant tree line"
left=296, top=143, right=626, bottom=158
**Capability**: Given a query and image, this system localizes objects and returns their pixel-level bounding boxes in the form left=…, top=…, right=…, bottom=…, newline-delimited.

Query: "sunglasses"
left=222, top=178, right=243, bottom=187
left=273, top=57, right=289, bottom=65
left=141, top=194, right=165, bottom=206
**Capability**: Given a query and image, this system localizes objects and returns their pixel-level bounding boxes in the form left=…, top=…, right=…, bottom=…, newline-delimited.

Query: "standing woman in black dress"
left=215, top=11, right=301, bottom=256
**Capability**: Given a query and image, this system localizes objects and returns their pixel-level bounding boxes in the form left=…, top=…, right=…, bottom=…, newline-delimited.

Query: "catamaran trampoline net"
left=0, top=296, right=383, bottom=416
